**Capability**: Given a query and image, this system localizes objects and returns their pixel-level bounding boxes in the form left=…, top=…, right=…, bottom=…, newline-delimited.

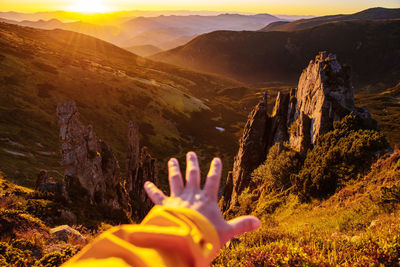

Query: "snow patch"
left=3, top=149, right=27, bottom=157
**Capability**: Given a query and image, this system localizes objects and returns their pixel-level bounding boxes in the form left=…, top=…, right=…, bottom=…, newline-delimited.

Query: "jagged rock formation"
left=223, top=52, right=374, bottom=210
left=57, top=102, right=131, bottom=214
left=55, top=102, right=159, bottom=220
left=222, top=171, right=233, bottom=211
left=126, top=121, right=159, bottom=219
left=224, top=91, right=269, bottom=209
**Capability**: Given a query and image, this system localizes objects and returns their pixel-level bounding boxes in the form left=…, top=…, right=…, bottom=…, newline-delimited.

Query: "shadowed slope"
left=153, top=19, right=400, bottom=87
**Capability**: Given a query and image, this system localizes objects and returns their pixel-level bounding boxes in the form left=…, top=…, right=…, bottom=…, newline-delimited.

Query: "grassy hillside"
left=215, top=159, right=400, bottom=265
left=259, top=7, right=400, bottom=32
left=215, top=115, right=400, bottom=266
left=1, top=111, right=398, bottom=267
left=152, top=19, right=400, bottom=88
left=356, top=82, right=400, bottom=145
left=0, top=22, right=262, bottom=188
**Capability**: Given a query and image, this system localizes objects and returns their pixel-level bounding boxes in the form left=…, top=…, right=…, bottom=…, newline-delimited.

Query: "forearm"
left=63, top=205, right=220, bottom=267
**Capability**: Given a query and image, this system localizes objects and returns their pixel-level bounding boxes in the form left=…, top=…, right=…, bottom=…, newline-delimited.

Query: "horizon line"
left=1, top=7, right=391, bottom=17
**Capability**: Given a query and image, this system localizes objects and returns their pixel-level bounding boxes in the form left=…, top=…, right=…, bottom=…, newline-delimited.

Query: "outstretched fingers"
left=228, top=216, right=261, bottom=238
left=185, top=151, right=200, bottom=190
left=168, top=158, right=184, bottom=196
left=144, top=181, right=167, bottom=205
left=203, top=158, right=222, bottom=201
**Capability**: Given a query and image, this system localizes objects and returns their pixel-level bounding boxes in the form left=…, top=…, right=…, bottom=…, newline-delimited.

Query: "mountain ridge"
left=152, top=19, right=400, bottom=87
left=259, top=7, right=400, bottom=32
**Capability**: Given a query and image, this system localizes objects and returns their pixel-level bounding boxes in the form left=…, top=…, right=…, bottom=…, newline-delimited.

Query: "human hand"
left=144, top=151, right=261, bottom=247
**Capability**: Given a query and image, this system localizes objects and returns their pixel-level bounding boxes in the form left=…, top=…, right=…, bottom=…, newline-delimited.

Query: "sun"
left=68, top=0, right=111, bottom=13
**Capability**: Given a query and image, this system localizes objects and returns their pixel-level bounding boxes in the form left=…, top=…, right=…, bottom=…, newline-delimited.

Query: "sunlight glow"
left=68, top=0, right=111, bottom=13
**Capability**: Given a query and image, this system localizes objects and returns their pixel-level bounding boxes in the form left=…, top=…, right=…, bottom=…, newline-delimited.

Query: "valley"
left=0, top=22, right=262, bottom=188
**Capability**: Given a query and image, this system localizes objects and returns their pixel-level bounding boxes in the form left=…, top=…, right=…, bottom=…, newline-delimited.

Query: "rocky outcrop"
left=226, top=92, right=269, bottom=208
left=291, top=52, right=355, bottom=150
left=32, top=102, right=159, bottom=222
left=222, top=171, right=233, bottom=211
left=57, top=102, right=131, bottom=214
left=223, top=52, right=374, bottom=210
left=126, top=121, right=158, bottom=219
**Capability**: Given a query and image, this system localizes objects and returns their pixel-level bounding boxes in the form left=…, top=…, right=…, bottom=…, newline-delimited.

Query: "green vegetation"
left=356, top=82, right=400, bottom=146
left=0, top=22, right=261, bottom=188
left=0, top=172, right=97, bottom=266
left=294, top=113, right=388, bottom=200
left=217, top=115, right=399, bottom=266
left=252, top=143, right=302, bottom=193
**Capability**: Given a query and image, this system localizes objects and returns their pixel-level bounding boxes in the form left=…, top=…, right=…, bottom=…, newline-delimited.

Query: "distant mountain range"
left=0, top=10, right=294, bottom=23
left=152, top=8, right=400, bottom=87
left=119, top=14, right=280, bottom=49
left=259, top=7, right=400, bottom=32
left=0, top=13, right=281, bottom=52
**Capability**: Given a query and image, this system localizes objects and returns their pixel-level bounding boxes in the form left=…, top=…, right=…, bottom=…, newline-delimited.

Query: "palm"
left=144, top=152, right=260, bottom=247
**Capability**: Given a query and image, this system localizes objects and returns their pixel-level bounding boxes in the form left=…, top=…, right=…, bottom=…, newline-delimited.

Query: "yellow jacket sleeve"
left=63, top=205, right=220, bottom=267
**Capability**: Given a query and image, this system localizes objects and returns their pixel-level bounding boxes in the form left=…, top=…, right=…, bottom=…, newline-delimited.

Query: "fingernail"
left=187, top=151, right=196, bottom=160
left=253, top=219, right=261, bottom=229
left=168, top=159, right=177, bottom=166
left=213, top=158, right=221, bottom=166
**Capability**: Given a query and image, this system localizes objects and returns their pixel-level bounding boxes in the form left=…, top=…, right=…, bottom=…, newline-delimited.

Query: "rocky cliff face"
left=56, top=102, right=159, bottom=219
left=126, top=121, right=158, bottom=218
left=57, top=101, right=131, bottom=212
left=223, top=52, right=375, bottom=210
left=224, top=91, right=269, bottom=209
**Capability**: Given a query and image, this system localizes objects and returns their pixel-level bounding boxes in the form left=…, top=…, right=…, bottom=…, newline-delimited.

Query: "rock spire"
left=223, top=52, right=374, bottom=210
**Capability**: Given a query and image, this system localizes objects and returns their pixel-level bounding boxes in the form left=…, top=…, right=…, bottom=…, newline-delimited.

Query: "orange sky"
left=0, top=0, right=399, bottom=15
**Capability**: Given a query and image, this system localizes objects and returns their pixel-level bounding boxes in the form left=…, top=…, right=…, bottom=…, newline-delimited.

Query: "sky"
left=0, top=0, right=399, bottom=15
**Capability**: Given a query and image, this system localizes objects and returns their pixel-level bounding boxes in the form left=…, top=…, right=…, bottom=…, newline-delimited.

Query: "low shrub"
left=294, top=113, right=388, bottom=200
left=251, top=143, right=303, bottom=193
left=35, top=247, right=78, bottom=267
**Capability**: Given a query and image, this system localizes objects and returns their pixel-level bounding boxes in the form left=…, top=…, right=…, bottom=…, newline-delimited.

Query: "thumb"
left=228, top=216, right=261, bottom=237
left=144, top=181, right=167, bottom=205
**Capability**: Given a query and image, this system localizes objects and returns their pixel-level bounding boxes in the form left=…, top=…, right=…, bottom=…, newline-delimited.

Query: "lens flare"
left=68, top=0, right=110, bottom=13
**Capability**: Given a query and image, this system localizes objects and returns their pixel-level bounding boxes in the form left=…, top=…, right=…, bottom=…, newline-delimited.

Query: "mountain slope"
left=0, top=18, right=121, bottom=44
left=124, top=44, right=163, bottom=57
left=0, top=22, right=258, bottom=187
left=356, top=82, right=400, bottom=145
left=259, top=7, right=400, bottom=32
left=152, top=19, right=400, bottom=87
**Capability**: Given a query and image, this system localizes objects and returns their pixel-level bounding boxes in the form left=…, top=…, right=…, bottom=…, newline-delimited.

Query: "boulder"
left=50, top=225, right=86, bottom=243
